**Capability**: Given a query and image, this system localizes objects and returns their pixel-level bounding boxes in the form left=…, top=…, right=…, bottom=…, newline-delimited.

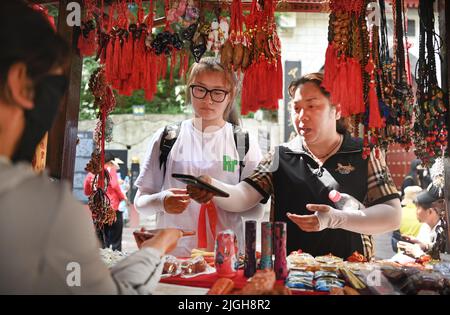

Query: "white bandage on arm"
left=210, top=179, right=264, bottom=213
left=134, top=189, right=172, bottom=216
left=316, top=198, right=402, bottom=235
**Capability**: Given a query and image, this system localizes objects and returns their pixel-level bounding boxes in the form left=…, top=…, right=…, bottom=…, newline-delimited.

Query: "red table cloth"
left=160, top=269, right=328, bottom=295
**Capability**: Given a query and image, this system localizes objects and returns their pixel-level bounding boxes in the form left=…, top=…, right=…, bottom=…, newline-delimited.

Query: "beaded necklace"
left=413, top=0, right=447, bottom=166
left=86, top=67, right=117, bottom=230
left=303, top=134, right=343, bottom=163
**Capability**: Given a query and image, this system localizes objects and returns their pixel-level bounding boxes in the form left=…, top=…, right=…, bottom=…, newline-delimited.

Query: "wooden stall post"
left=46, top=0, right=83, bottom=183
left=439, top=0, right=450, bottom=253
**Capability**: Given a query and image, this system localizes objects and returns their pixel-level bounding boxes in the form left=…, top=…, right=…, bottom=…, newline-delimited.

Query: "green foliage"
left=79, top=57, right=99, bottom=120
left=114, top=80, right=186, bottom=115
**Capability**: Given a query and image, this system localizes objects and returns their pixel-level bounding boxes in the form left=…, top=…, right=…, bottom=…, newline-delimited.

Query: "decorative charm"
left=207, top=17, right=229, bottom=57
left=190, top=39, right=207, bottom=62
left=151, top=31, right=183, bottom=55
left=180, top=22, right=198, bottom=41
left=241, top=0, right=283, bottom=114
left=322, top=0, right=366, bottom=119
left=77, top=0, right=97, bottom=57
left=335, top=163, right=355, bottom=175
left=86, top=67, right=117, bottom=230
left=185, top=0, right=200, bottom=22
left=167, top=0, right=188, bottom=24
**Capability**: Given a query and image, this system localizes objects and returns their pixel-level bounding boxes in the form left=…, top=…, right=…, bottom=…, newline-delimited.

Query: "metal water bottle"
left=274, top=221, right=288, bottom=280
left=244, top=220, right=257, bottom=277
left=215, top=230, right=238, bottom=278
left=260, top=221, right=273, bottom=269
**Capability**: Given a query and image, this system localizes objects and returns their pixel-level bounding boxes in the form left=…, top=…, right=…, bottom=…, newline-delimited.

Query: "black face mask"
left=12, top=75, right=68, bottom=163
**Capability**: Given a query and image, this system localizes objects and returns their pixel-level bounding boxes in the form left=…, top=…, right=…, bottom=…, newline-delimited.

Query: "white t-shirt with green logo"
left=135, top=120, right=263, bottom=257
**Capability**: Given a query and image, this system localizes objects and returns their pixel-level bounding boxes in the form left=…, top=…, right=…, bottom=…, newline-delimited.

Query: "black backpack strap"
left=232, top=124, right=250, bottom=181
left=159, top=121, right=182, bottom=178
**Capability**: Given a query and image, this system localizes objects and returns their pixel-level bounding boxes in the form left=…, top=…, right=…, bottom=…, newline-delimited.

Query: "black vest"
left=272, top=133, right=368, bottom=258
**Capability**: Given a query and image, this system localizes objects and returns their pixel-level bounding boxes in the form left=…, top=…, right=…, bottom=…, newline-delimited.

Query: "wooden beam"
left=30, top=0, right=329, bottom=12
left=46, top=0, right=82, bottom=183
left=438, top=0, right=450, bottom=253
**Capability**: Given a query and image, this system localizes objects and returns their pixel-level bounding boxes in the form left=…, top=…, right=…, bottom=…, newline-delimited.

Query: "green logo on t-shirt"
left=223, top=155, right=238, bottom=172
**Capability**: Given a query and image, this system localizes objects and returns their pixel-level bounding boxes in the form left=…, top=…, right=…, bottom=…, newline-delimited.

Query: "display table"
left=154, top=283, right=209, bottom=295
left=159, top=269, right=328, bottom=295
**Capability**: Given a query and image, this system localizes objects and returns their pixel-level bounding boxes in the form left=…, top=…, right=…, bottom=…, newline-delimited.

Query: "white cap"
left=110, top=158, right=124, bottom=169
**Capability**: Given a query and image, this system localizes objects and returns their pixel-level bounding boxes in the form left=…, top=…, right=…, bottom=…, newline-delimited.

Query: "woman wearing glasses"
left=134, top=57, right=263, bottom=257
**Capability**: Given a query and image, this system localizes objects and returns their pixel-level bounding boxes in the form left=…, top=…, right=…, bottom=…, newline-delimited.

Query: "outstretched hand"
left=164, top=188, right=191, bottom=214
left=287, top=204, right=331, bottom=232
left=141, top=228, right=183, bottom=254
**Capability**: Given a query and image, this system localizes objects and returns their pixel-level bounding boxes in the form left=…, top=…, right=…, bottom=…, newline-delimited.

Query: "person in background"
left=0, top=0, right=181, bottom=294
left=398, top=184, right=445, bottom=256
left=84, top=153, right=127, bottom=251
left=118, top=170, right=131, bottom=227
left=390, top=185, right=423, bottom=252
left=401, top=159, right=431, bottom=197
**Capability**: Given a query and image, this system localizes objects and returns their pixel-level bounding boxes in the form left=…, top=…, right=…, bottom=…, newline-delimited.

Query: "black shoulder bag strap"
left=159, top=121, right=182, bottom=178
left=233, top=125, right=250, bottom=181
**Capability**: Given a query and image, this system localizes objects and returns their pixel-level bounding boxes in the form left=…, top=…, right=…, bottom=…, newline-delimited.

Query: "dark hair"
left=415, top=183, right=444, bottom=212
left=415, top=198, right=445, bottom=218
left=288, top=72, right=351, bottom=134
left=105, top=152, right=116, bottom=163
left=0, top=0, right=69, bottom=101
left=186, top=57, right=240, bottom=126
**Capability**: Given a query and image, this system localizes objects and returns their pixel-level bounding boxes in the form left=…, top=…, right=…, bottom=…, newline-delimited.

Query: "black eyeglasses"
left=190, top=84, right=229, bottom=103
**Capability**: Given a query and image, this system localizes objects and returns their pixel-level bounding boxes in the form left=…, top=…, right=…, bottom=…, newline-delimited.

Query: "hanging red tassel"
left=339, top=61, right=350, bottom=117
left=351, top=58, right=365, bottom=115
left=259, top=59, right=269, bottom=107
left=330, top=59, right=342, bottom=107
left=169, top=50, right=176, bottom=84
left=140, top=40, right=147, bottom=89
left=121, top=34, right=134, bottom=80
left=368, top=81, right=383, bottom=128
left=322, top=44, right=338, bottom=93
left=78, top=29, right=97, bottom=57
left=120, top=36, right=130, bottom=81
left=105, top=38, right=114, bottom=83
left=77, top=0, right=97, bottom=57
left=112, top=36, right=121, bottom=84
left=102, top=2, right=114, bottom=76
left=240, top=0, right=282, bottom=114
left=149, top=53, right=158, bottom=98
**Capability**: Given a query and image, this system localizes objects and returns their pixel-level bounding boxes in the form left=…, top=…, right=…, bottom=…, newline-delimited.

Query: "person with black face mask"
left=0, top=0, right=181, bottom=294
left=12, top=75, right=68, bottom=163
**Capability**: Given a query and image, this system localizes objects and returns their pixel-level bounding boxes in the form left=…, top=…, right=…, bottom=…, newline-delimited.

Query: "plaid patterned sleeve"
left=365, top=149, right=400, bottom=206
left=243, top=149, right=275, bottom=204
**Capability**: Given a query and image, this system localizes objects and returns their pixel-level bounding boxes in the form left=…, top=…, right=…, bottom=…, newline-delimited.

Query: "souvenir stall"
left=31, top=0, right=450, bottom=295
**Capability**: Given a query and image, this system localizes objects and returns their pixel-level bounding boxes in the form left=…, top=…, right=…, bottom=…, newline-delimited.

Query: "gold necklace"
left=305, top=134, right=342, bottom=160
